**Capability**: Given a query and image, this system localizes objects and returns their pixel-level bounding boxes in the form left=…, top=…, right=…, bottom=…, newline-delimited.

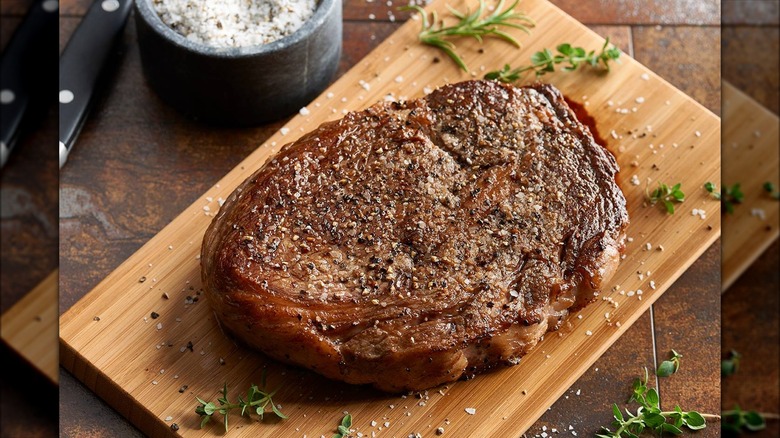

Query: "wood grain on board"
left=1, top=270, right=58, bottom=383
left=721, top=82, right=780, bottom=291
left=59, top=0, right=720, bottom=436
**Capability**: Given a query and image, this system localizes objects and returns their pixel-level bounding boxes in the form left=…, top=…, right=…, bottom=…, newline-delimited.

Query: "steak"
left=201, top=80, right=628, bottom=392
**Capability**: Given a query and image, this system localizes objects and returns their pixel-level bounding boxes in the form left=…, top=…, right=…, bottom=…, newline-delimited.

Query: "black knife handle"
left=59, top=0, right=133, bottom=168
left=0, top=0, right=58, bottom=168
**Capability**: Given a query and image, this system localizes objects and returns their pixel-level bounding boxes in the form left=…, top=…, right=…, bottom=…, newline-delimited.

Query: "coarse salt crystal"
left=635, top=97, right=645, bottom=103
left=299, top=106, right=310, bottom=116
left=695, top=130, right=702, bottom=137
left=465, top=408, right=476, bottom=415
left=165, top=416, right=173, bottom=421
left=156, top=323, right=163, bottom=330
left=630, top=175, right=640, bottom=186
left=152, top=0, right=317, bottom=48
left=751, top=208, right=766, bottom=220
left=640, top=73, right=650, bottom=80
left=585, top=330, right=593, bottom=336
left=280, top=127, right=290, bottom=136
left=395, top=75, right=404, bottom=83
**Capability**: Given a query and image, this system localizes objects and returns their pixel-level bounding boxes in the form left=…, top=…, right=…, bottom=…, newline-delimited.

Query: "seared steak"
left=201, top=80, right=628, bottom=392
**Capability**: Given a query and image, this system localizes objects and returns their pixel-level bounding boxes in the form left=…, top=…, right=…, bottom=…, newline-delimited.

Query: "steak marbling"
left=201, top=80, right=628, bottom=392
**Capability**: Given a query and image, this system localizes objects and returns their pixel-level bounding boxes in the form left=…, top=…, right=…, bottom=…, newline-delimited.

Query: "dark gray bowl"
left=134, top=0, right=342, bottom=126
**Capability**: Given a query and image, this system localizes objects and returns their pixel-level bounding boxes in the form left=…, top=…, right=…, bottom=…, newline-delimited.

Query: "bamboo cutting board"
left=60, top=0, right=721, bottom=436
left=721, top=81, right=779, bottom=291
left=2, top=269, right=59, bottom=383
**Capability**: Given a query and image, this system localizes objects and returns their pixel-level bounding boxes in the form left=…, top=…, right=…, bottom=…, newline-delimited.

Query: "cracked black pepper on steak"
left=201, top=80, right=629, bottom=392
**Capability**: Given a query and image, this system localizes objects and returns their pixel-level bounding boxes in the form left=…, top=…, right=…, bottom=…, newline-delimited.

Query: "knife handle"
left=59, top=0, right=133, bottom=168
left=0, top=0, right=58, bottom=168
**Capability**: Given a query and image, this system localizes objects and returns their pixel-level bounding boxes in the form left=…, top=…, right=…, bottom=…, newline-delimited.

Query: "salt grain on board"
left=465, top=407, right=476, bottom=415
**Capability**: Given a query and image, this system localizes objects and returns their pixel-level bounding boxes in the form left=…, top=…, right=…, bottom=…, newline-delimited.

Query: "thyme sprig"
left=721, top=183, right=744, bottom=214
left=333, top=413, right=353, bottom=438
left=722, top=407, right=778, bottom=434
left=402, top=0, right=534, bottom=71
left=647, top=182, right=685, bottom=214
left=195, top=372, right=287, bottom=432
left=721, top=350, right=741, bottom=377
left=597, top=367, right=717, bottom=437
left=657, top=349, right=682, bottom=377
left=484, top=38, right=621, bottom=82
left=763, top=182, right=780, bottom=200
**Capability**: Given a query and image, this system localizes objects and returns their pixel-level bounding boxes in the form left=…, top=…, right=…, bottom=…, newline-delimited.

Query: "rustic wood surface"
left=53, top=0, right=724, bottom=437
left=4, top=0, right=774, bottom=437
left=0, top=0, right=58, bottom=434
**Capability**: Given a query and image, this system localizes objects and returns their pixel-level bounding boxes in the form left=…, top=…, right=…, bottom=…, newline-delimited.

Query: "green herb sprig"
left=195, top=373, right=287, bottom=432
left=721, top=407, right=778, bottom=434
left=484, top=38, right=621, bottom=82
left=706, top=182, right=742, bottom=214
left=657, top=349, right=683, bottom=377
left=402, top=0, right=534, bottom=72
left=720, top=350, right=780, bottom=433
left=763, top=182, right=780, bottom=200
left=647, top=182, right=685, bottom=214
left=721, top=350, right=741, bottom=377
left=333, top=413, right=353, bottom=438
left=597, top=367, right=716, bottom=437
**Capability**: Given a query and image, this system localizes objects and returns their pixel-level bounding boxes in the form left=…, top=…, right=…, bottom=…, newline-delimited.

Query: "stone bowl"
left=134, top=0, right=342, bottom=126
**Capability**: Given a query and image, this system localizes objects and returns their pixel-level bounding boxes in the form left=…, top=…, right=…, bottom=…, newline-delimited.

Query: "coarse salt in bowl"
left=134, top=0, right=342, bottom=126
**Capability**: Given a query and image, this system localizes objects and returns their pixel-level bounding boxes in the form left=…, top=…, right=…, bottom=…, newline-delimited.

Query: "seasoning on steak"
left=201, top=80, right=629, bottom=392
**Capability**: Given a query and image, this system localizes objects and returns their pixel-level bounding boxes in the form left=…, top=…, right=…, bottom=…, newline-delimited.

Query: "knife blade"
left=59, top=0, right=133, bottom=168
left=0, top=0, right=59, bottom=168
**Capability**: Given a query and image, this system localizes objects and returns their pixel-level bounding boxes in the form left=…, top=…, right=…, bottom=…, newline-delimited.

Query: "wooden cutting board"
left=2, top=269, right=59, bottom=383
left=721, top=81, right=779, bottom=291
left=60, top=0, right=721, bottom=436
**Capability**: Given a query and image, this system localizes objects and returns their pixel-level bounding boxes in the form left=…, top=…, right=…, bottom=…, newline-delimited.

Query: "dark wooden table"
left=0, top=0, right=775, bottom=436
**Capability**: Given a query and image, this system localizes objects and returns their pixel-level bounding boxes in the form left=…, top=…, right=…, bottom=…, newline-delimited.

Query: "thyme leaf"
left=333, top=413, right=353, bottom=438
left=657, top=349, right=683, bottom=377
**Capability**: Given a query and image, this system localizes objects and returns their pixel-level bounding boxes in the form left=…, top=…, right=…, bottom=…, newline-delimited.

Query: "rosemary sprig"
left=647, top=182, right=685, bottom=214
left=597, top=367, right=717, bottom=437
left=402, top=0, right=534, bottom=71
left=195, top=372, right=287, bottom=432
left=484, top=38, right=621, bottom=82
left=657, top=349, right=682, bottom=377
left=333, top=413, right=353, bottom=438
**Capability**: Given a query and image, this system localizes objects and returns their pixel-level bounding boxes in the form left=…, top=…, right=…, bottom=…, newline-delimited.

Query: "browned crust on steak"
left=201, top=80, right=628, bottom=392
